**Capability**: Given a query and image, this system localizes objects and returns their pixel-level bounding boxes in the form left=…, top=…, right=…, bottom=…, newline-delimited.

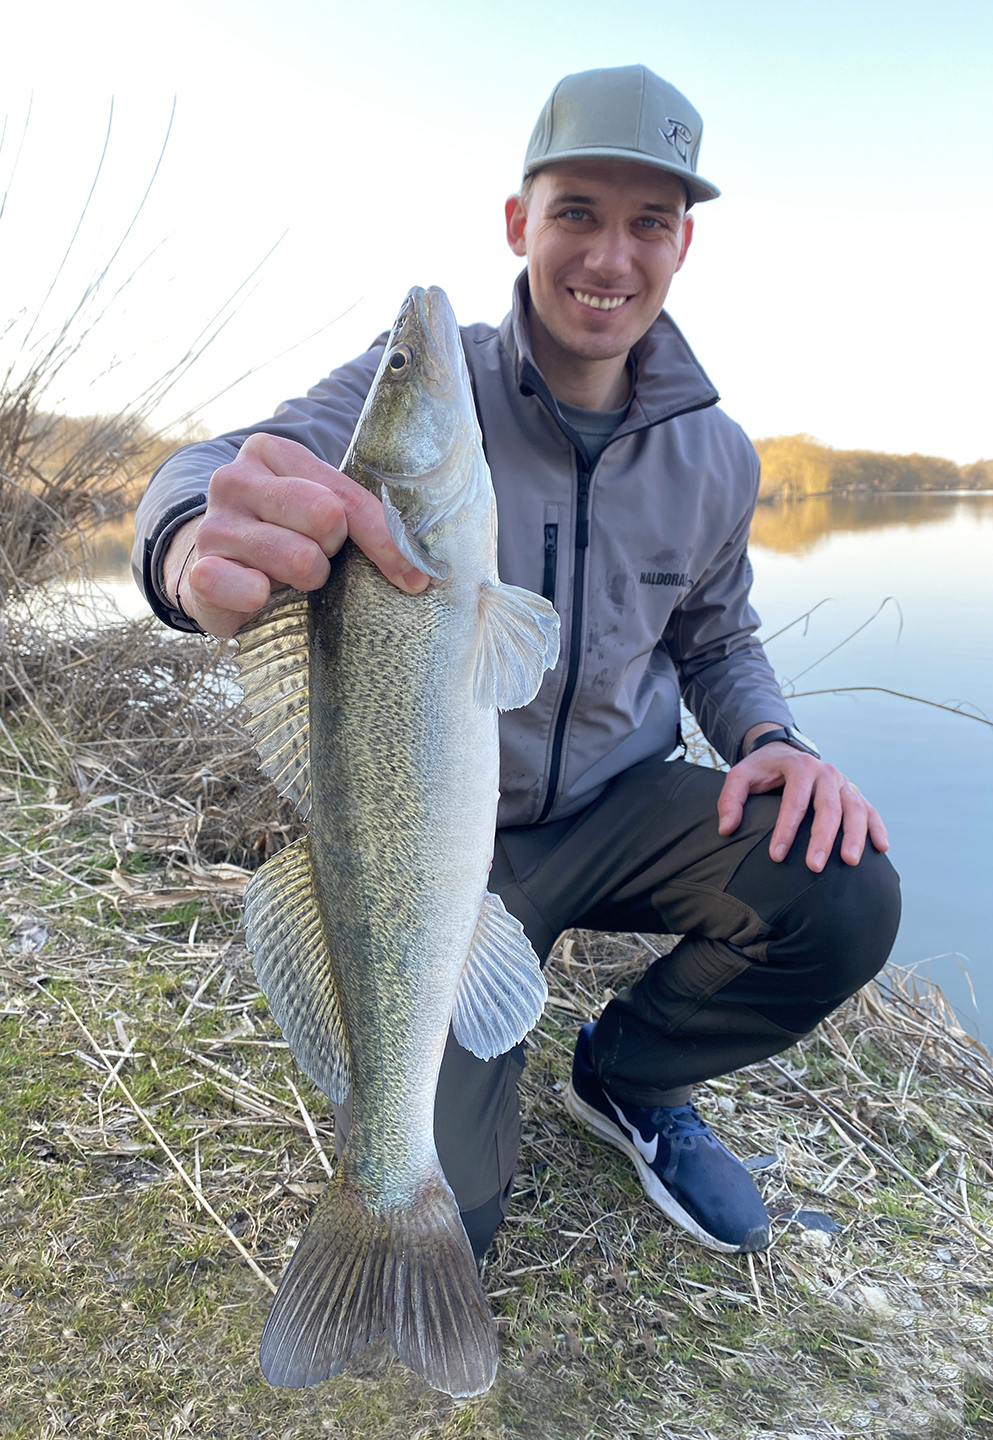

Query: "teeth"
left=573, top=291, right=627, bottom=311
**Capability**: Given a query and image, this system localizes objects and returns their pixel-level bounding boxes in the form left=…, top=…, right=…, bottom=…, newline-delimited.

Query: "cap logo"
left=659, top=119, right=692, bottom=163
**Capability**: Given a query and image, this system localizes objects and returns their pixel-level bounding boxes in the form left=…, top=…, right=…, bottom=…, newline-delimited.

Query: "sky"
left=3, top=0, right=991, bottom=462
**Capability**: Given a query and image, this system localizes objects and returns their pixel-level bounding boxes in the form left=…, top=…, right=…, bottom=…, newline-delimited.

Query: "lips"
left=569, top=289, right=630, bottom=311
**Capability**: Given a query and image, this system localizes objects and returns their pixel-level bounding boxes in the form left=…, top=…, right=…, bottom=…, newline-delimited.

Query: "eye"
left=387, top=346, right=411, bottom=371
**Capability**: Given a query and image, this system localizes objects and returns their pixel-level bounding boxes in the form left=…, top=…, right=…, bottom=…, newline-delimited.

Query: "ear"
left=505, top=194, right=528, bottom=258
left=674, top=212, right=694, bottom=273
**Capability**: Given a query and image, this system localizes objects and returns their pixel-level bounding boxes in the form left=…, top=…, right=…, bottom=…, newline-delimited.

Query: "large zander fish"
left=234, top=286, right=560, bottom=1398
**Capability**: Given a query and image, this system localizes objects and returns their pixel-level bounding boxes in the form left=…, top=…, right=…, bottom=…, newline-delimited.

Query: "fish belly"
left=308, top=546, right=498, bottom=1200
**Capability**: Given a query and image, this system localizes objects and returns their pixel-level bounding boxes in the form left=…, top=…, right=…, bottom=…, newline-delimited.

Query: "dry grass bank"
left=0, top=618, right=990, bottom=1439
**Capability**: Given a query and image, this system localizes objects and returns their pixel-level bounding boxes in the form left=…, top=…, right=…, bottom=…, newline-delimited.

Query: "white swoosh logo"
left=608, top=1096, right=658, bottom=1165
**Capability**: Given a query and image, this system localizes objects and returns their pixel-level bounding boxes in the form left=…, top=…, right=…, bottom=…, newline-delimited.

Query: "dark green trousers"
left=337, top=754, right=901, bottom=1238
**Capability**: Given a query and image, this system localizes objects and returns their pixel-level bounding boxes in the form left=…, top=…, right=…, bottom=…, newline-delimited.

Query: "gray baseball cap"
left=523, top=64, right=720, bottom=205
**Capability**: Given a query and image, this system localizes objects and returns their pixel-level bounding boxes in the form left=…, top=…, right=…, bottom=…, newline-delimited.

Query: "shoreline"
left=758, top=488, right=993, bottom=504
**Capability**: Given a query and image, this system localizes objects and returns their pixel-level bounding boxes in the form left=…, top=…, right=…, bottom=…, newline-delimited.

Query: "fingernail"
left=813, top=850, right=826, bottom=869
left=403, top=568, right=430, bottom=592
left=772, top=843, right=786, bottom=861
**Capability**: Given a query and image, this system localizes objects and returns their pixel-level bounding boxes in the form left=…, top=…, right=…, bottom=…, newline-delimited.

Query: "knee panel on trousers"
left=726, top=839, right=902, bottom=1034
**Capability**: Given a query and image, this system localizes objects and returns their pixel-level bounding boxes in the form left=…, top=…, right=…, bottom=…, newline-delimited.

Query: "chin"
left=562, top=331, right=635, bottom=363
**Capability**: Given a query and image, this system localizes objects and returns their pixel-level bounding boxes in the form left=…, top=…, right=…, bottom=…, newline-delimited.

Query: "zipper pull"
left=542, top=523, right=558, bottom=604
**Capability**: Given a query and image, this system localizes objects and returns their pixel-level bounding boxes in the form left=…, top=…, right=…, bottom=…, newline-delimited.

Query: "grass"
left=1, top=768, right=992, bottom=1439
left=0, top=366, right=989, bottom=1435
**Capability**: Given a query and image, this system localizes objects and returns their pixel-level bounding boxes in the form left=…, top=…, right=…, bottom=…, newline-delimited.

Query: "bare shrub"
left=0, top=592, right=300, bottom=868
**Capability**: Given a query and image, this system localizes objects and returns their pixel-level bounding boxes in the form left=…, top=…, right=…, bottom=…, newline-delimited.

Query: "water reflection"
left=750, top=489, right=993, bottom=555
left=64, top=516, right=137, bottom=577
left=748, top=492, right=993, bottom=1042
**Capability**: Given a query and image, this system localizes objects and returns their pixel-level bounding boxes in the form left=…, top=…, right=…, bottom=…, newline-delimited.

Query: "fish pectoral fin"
left=380, top=484, right=448, bottom=581
left=234, top=590, right=312, bottom=820
left=452, top=891, right=548, bottom=1060
left=473, top=581, right=561, bottom=711
left=244, top=837, right=350, bottom=1104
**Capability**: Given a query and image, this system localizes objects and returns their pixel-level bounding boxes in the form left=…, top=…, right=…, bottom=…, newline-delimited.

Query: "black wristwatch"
left=746, top=725, right=821, bottom=759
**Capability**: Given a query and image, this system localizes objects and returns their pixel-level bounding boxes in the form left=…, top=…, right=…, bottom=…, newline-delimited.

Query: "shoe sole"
left=563, top=1082, right=770, bottom=1254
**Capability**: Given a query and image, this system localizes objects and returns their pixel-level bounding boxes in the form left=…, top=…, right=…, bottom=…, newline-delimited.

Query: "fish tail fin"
left=259, top=1167, right=498, bottom=1398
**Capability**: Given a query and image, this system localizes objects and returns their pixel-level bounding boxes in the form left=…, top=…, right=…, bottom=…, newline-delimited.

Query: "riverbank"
left=0, top=623, right=991, bottom=1439
left=753, top=436, right=992, bottom=504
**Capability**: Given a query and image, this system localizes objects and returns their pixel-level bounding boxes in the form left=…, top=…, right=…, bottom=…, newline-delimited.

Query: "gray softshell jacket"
left=133, top=272, right=795, bottom=827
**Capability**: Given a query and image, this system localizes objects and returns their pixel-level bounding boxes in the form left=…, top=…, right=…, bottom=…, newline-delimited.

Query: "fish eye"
left=387, top=346, right=410, bottom=372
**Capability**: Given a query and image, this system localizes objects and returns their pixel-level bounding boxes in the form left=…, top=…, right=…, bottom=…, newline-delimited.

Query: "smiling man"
left=506, top=160, right=693, bottom=410
left=133, top=65, right=900, bottom=1265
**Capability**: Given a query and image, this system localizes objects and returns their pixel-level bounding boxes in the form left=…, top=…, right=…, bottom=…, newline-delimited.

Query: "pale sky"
left=3, top=0, right=991, bottom=462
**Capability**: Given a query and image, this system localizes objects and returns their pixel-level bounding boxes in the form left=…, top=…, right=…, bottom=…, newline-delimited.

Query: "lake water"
left=76, top=494, right=993, bottom=1042
left=748, top=492, right=993, bottom=1043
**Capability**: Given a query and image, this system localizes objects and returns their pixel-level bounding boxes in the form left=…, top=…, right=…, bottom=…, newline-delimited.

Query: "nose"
left=581, top=222, right=634, bottom=283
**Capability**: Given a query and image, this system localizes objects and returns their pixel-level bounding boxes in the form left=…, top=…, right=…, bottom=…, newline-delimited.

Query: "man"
left=133, top=65, right=900, bottom=1264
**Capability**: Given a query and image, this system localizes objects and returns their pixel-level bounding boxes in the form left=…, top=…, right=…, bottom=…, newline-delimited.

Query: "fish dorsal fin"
left=452, top=891, right=547, bottom=1060
left=235, top=591, right=312, bottom=820
left=473, top=582, right=560, bottom=711
left=380, top=483, right=448, bottom=581
left=244, top=837, right=350, bottom=1104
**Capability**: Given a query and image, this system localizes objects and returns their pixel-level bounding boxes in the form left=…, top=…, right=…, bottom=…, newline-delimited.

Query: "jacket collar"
left=499, top=269, right=720, bottom=433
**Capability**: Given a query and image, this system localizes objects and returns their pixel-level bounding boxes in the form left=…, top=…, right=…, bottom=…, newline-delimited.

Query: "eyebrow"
left=548, top=191, right=682, bottom=216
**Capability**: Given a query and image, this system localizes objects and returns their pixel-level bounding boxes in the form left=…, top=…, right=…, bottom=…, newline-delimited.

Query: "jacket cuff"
left=141, top=494, right=208, bottom=633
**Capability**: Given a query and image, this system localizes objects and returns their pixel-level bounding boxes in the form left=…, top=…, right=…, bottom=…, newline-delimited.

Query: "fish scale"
left=234, top=285, right=559, bottom=1397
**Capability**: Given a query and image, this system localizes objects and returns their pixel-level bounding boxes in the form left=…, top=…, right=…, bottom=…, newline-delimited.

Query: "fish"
left=233, top=285, right=560, bottom=1398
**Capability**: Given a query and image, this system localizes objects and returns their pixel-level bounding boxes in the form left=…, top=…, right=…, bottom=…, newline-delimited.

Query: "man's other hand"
left=717, top=740, right=889, bottom=872
left=162, top=433, right=431, bottom=638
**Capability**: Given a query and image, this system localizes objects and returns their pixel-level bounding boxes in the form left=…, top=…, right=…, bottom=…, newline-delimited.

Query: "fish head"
left=347, top=286, right=488, bottom=542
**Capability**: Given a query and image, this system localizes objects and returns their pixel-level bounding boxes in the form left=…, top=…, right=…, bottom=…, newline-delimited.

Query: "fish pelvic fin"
left=244, top=837, right=350, bottom=1105
left=453, top=890, right=547, bottom=1060
left=473, top=581, right=560, bottom=711
left=235, top=590, right=312, bottom=820
left=260, top=1167, right=498, bottom=1398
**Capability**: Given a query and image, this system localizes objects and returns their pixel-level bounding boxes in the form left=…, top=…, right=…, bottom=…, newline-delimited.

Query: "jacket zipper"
left=518, top=357, right=719, bottom=825
left=537, top=459, right=590, bottom=822
left=542, top=523, right=558, bottom=605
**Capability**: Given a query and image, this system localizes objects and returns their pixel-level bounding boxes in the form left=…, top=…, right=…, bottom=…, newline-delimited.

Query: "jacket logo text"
left=640, top=571, right=690, bottom=587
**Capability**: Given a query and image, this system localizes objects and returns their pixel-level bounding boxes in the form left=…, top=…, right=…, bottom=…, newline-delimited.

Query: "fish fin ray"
left=244, top=838, right=350, bottom=1104
left=259, top=1168, right=497, bottom=1397
left=235, top=591, right=312, bottom=820
left=452, top=891, right=547, bottom=1060
left=380, top=484, right=448, bottom=580
left=473, top=581, right=560, bottom=711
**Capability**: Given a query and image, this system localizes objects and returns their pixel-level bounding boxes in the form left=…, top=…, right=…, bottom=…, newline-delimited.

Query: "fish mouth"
left=359, top=283, right=483, bottom=524
left=391, top=286, right=463, bottom=399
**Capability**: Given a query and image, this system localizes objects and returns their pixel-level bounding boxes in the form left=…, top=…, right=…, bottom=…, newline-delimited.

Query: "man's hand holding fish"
left=162, top=432, right=430, bottom=638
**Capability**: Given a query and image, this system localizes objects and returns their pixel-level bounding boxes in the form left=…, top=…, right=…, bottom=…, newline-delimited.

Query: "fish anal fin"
left=473, top=581, right=560, bottom=711
left=452, top=891, right=547, bottom=1061
left=259, top=1167, right=497, bottom=1398
left=244, top=837, right=350, bottom=1104
left=235, top=591, right=312, bottom=819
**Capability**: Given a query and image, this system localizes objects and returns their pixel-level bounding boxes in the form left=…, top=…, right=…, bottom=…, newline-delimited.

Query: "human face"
left=505, top=160, right=693, bottom=369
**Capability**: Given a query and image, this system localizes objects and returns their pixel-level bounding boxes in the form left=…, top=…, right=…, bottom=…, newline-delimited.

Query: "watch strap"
left=747, top=726, right=821, bottom=759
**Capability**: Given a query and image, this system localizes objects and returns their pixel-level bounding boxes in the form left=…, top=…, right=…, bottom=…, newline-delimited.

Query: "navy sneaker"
left=563, top=1023, right=771, bottom=1253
